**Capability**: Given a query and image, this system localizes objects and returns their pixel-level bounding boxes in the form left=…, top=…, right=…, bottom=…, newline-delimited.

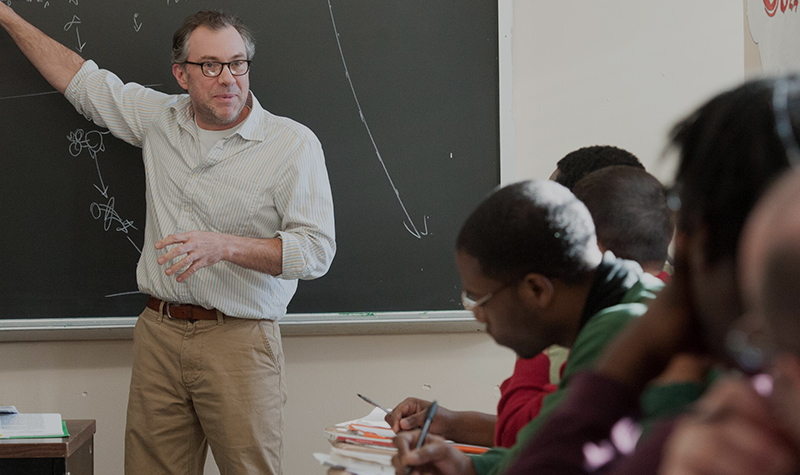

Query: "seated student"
left=502, top=76, right=795, bottom=475
left=573, top=166, right=709, bottom=414
left=572, top=166, right=673, bottom=277
left=494, top=165, right=683, bottom=449
left=388, top=150, right=671, bottom=450
left=391, top=180, right=699, bottom=474
left=496, top=152, right=668, bottom=449
left=658, top=169, right=800, bottom=475
left=550, top=145, right=644, bottom=190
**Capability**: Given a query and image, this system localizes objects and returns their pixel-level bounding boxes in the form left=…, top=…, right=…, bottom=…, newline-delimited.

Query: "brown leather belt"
left=147, top=297, right=219, bottom=321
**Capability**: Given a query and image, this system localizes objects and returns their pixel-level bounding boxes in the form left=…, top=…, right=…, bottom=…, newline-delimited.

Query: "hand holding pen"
left=390, top=400, right=476, bottom=475
left=405, top=400, right=438, bottom=475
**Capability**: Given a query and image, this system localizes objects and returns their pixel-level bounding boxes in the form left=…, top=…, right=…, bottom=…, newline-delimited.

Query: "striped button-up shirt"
left=65, top=61, right=336, bottom=320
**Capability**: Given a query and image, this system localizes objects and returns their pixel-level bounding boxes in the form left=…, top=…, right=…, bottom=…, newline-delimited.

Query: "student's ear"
left=518, top=273, right=554, bottom=309
left=172, top=63, right=189, bottom=91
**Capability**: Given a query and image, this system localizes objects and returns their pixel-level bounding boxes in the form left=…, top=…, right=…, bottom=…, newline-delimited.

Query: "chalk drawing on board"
left=14, top=0, right=50, bottom=7
left=133, top=13, right=142, bottom=32
left=66, top=128, right=141, bottom=253
left=327, top=0, right=430, bottom=239
left=0, top=84, right=162, bottom=101
left=0, top=90, right=60, bottom=100
left=63, top=15, right=85, bottom=52
left=67, top=128, right=110, bottom=196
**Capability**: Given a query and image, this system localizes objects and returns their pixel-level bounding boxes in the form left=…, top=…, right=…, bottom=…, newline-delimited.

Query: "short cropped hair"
left=572, top=166, right=673, bottom=267
left=670, top=76, right=798, bottom=264
left=555, top=145, right=644, bottom=190
left=456, top=180, right=600, bottom=285
left=172, top=10, right=256, bottom=64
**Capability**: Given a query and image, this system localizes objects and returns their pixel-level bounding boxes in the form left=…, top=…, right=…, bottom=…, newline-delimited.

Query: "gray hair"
left=172, top=10, right=256, bottom=64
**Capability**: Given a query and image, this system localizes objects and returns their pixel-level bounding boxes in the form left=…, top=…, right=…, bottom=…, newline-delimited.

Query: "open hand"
left=155, top=231, right=230, bottom=282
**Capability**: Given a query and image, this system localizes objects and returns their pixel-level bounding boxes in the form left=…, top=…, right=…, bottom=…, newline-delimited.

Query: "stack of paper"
left=314, top=408, right=396, bottom=475
left=0, top=410, right=69, bottom=439
left=314, top=408, right=489, bottom=475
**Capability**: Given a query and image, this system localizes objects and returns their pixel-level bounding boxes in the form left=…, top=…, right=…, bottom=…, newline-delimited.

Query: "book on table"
left=314, top=407, right=488, bottom=475
left=0, top=412, right=69, bottom=439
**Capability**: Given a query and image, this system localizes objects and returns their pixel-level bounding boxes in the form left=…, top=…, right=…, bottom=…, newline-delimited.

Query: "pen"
left=407, top=400, right=438, bottom=475
left=357, top=393, right=393, bottom=414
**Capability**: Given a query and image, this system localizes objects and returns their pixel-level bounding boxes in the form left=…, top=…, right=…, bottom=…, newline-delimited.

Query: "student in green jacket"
left=391, top=179, right=699, bottom=475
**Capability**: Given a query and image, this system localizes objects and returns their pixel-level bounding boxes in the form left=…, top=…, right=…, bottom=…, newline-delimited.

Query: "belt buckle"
left=165, top=302, right=177, bottom=320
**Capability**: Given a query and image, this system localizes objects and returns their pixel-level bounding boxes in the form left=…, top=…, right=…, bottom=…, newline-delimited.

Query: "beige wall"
left=512, top=1, right=744, bottom=183
left=0, top=334, right=513, bottom=474
left=0, top=1, right=747, bottom=474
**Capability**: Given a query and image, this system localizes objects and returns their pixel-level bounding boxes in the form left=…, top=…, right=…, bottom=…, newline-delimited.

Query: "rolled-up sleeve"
left=64, top=60, right=170, bottom=148
left=274, top=132, right=336, bottom=281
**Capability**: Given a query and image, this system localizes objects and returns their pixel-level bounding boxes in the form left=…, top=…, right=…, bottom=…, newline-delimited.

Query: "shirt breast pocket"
left=195, top=172, right=264, bottom=236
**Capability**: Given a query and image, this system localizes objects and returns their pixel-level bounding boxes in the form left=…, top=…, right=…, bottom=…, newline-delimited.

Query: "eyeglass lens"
left=200, top=61, right=250, bottom=77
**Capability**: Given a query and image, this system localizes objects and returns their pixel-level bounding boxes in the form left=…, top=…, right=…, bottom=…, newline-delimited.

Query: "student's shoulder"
left=625, top=271, right=666, bottom=301
left=565, top=294, right=657, bottom=377
left=585, top=272, right=664, bottom=328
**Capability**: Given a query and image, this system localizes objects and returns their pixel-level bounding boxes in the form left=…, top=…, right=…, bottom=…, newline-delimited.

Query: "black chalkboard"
left=0, top=0, right=500, bottom=319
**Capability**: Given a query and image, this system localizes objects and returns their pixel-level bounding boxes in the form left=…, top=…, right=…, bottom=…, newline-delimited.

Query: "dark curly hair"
left=456, top=180, right=600, bottom=285
left=555, top=145, right=644, bottom=190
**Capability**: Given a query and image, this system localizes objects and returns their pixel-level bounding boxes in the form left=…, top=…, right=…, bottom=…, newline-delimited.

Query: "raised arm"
left=0, top=3, right=84, bottom=94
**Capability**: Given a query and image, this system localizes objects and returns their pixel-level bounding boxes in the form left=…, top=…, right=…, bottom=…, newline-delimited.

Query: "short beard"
left=193, top=100, right=245, bottom=129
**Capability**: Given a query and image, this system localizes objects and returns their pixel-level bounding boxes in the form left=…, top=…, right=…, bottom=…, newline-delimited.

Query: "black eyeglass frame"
left=181, top=60, right=252, bottom=78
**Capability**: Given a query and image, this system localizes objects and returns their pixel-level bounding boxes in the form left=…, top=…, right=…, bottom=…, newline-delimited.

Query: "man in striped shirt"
left=0, top=7, right=335, bottom=475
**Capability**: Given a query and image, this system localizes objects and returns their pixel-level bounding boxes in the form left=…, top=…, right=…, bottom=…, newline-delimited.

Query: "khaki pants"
left=125, top=306, right=286, bottom=475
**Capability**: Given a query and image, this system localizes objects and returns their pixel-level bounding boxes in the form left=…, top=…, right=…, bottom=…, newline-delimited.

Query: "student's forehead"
left=456, top=251, right=495, bottom=287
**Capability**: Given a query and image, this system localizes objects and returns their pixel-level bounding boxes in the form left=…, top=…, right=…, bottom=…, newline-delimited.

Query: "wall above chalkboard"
left=0, top=0, right=506, bottom=325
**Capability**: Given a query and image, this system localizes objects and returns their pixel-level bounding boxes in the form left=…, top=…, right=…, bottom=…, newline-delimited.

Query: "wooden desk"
left=0, top=419, right=95, bottom=475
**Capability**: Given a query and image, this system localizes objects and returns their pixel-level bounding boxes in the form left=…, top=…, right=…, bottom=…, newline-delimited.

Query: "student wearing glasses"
left=0, top=7, right=335, bottom=475
left=501, top=77, right=796, bottom=475
left=392, top=180, right=698, bottom=475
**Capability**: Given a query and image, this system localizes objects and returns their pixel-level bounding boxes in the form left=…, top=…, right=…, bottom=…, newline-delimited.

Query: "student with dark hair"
left=658, top=169, right=800, bottom=475
left=387, top=155, right=681, bottom=454
left=572, top=166, right=673, bottom=276
left=390, top=180, right=697, bottom=475
left=491, top=165, right=680, bottom=450
left=551, top=145, right=644, bottom=190
left=502, top=76, right=796, bottom=475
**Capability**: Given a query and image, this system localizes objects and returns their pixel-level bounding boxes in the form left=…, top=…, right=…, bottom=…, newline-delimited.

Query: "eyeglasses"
left=182, top=60, right=252, bottom=78
left=461, top=279, right=522, bottom=312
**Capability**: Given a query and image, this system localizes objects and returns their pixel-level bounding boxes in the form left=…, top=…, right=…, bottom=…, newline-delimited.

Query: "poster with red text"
left=748, top=0, right=800, bottom=73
